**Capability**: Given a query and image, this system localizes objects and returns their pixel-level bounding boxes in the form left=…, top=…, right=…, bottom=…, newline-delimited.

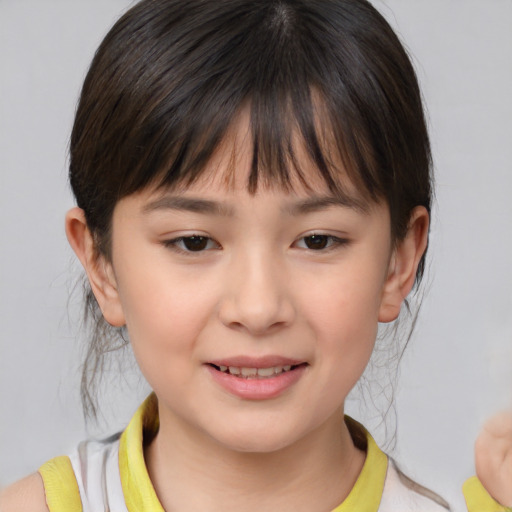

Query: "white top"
left=69, top=435, right=126, bottom=512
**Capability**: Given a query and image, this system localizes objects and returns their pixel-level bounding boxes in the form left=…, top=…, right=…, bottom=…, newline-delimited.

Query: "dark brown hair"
left=70, top=0, right=432, bottom=418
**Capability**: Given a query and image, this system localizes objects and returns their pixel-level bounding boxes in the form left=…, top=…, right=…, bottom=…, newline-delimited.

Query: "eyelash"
left=162, top=234, right=349, bottom=254
left=162, top=236, right=220, bottom=254
left=295, top=234, right=349, bottom=251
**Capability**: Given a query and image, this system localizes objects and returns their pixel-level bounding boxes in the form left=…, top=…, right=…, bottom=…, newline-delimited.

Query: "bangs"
left=110, top=1, right=384, bottom=204
left=151, top=90, right=376, bottom=211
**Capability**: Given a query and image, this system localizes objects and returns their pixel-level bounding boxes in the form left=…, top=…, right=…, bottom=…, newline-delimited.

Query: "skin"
left=0, top=474, right=48, bottom=512
left=475, top=411, right=512, bottom=507
left=0, top=121, right=429, bottom=512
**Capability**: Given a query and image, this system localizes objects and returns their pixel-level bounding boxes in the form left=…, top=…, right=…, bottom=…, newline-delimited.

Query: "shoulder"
left=0, top=473, right=49, bottom=512
left=379, top=460, right=450, bottom=512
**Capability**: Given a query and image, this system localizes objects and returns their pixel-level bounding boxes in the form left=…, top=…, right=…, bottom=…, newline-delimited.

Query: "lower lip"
left=206, top=365, right=307, bottom=400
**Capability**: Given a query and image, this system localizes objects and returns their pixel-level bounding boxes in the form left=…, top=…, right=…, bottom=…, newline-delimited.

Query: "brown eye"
left=296, top=234, right=348, bottom=251
left=303, top=235, right=329, bottom=250
left=182, top=236, right=209, bottom=251
left=164, top=235, right=219, bottom=253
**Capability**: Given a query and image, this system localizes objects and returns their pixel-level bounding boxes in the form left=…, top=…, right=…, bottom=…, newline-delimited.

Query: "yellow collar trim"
left=330, top=417, right=387, bottom=512
left=119, top=394, right=164, bottom=512
left=119, top=395, right=387, bottom=512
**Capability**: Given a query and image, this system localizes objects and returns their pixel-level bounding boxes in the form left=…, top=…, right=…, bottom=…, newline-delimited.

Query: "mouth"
left=205, top=357, right=309, bottom=399
left=207, top=363, right=307, bottom=379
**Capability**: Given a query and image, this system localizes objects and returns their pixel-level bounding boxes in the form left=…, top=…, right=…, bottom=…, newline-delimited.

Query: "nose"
left=218, top=250, right=295, bottom=336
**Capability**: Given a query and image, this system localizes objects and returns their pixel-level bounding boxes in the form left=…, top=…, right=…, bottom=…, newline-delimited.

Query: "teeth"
left=217, top=365, right=296, bottom=378
left=257, top=367, right=275, bottom=377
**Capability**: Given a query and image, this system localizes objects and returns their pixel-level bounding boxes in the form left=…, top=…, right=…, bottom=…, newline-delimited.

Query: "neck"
left=145, top=405, right=365, bottom=512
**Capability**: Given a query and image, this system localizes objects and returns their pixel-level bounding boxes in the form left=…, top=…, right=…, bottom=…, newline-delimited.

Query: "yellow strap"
left=463, top=476, right=512, bottom=512
left=38, top=456, right=82, bottom=512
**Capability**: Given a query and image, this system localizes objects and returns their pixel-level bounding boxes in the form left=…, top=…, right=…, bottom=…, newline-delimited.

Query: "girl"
left=0, top=0, right=467, bottom=510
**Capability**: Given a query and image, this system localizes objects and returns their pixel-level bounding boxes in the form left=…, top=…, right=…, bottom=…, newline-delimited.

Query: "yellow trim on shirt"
left=330, top=425, right=387, bottom=512
left=463, top=476, right=512, bottom=512
left=119, top=393, right=164, bottom=512
left=38, top=455, right=82, bottom=512
left=119, top=394, right=387, bottom=512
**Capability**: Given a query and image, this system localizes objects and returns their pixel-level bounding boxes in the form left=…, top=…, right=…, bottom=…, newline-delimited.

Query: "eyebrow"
left=142, top=193, right=368, bottom=217
left=143, top=196, right=235, bottom=216
left=283, top=195, right=369, bottom=215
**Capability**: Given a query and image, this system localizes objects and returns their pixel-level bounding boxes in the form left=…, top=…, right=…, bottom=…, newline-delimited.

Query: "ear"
left=378, top=206, right=429, bottom=323
left=65, top=207, right=126, bottom=327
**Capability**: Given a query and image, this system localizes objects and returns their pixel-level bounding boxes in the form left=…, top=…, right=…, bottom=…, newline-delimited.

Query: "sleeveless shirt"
left=39, top=395, right=455, bottom=512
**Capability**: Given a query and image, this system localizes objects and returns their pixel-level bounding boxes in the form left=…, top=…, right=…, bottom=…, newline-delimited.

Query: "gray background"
left=1, top=2, right=511, bottom=511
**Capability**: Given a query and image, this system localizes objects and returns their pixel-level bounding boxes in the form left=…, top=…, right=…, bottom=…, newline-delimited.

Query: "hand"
left=475, top=411, right=512, bottom=507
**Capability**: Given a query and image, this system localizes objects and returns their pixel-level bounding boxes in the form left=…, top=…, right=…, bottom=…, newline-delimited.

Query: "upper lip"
left=207, top=356, right=305, bottom=368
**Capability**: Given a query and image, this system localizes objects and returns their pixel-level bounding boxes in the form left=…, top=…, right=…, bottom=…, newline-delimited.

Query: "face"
left=80, top=121, right=424, bottom=455
left=105, top=189, right=396, bottom=453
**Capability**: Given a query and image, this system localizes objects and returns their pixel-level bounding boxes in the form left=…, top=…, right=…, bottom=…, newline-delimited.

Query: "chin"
left=219, top=436, right=296, bottom=455
left=207, top=420, right=307, bottom=455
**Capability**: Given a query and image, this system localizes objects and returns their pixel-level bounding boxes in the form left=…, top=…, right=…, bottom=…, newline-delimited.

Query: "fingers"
left=475, top=411, right=512, bottom=507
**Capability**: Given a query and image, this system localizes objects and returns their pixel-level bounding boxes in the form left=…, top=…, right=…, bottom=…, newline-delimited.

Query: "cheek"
left=314, top=291, right=378, bottom=377
left=297, top=259, right=385, bottom=381
left=113, top=259, right=220, bottom=378
left=300, top=258, right=386, bottom=334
